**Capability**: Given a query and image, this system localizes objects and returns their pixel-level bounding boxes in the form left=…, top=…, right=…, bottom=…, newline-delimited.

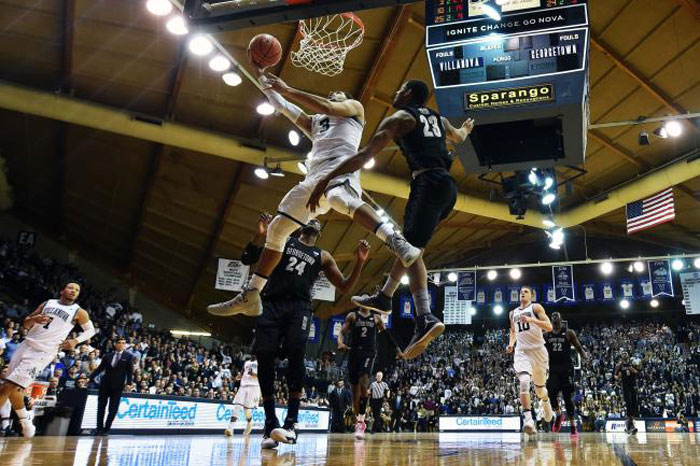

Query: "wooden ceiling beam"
left=588, top=130, right=648, bottom=170
left=675, top=0, right=700, bottom=21
left=359, top=6, right=412, bottom=105
left=186, top=164, right=246, bottom=311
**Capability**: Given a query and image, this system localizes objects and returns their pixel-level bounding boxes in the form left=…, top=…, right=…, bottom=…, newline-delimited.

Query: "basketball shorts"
left=404, top=169, right=458, bottom=248
left=623, top=386, right=639, bottom=417
left=348, top=350, right=376, bottom=385
left=5, top=343, right=55, bottom=389
left=254, top=298, right=312, bottom=355
left=233, top=385, right=261, bottom=410
left=514, top=346, right=549, bottom=386
left=547, top=367, right=574, bottom=396
left=277, top=157, right=363, bottom=225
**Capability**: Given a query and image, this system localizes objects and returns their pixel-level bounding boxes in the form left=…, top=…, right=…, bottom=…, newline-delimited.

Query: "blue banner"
left=429, top=287, right=437, bottom=311
left=581, top=283, right=597, bottom=302
left=308, top=317, right=320, bottom=342
left=648, top=260, right=674, bottom=297
left=491, top=286, right=505, bottom=304
left=529, top=285, right=539, bottom=303
left=379, top=312, right=393, bottom=329
left=399, top=294, right=414, bottom=319
left=330, top=317, right=345, bottom=342
left=601, top=282, right=615, bottom=301
left=544, top=284, right=556, bottom=304
left=508, top=286, right=520, bottom=304
left=552, top=265, right=575, bottom=302
left=619, top=280, right=636, bottom=300
left=639, top=278, right=652, bottom=299
left=457, top=271, right=476, bottom=301
left=476, top=288, right=487, bottom=305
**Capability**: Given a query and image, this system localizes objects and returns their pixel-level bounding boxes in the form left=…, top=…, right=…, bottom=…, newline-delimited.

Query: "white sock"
left=375, top=223, right=395, bottom=242
left=412, top=288, right=431, bottom=316
left=248, top=274, right=268, bottom=292
left=381, top=276, right=400, bottom=297
left=358, top=414, right=365, bottom=422
left=524, top=410, right=533, bottom=421
left=15, top=407, right=29, bottom=420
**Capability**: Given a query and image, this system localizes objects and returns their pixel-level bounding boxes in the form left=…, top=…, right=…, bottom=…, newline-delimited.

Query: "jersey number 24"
left=285, top=257, right=307, bottom=276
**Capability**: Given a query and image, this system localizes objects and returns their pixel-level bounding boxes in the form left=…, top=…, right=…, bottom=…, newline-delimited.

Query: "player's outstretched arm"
left=321, top=240, right=370, bottom=294
left=337, top=313, right=356, bottom=351
left=60, top=308, right=96, bottom=351
left=506, top=311, right=516, bottom=353
left=241, top=212, right=272, bottom=265
left=306, top=111, right=416, bottom=211
left=442, top=117, right=475, bottom=144
left=567, top=329, right=588, bottom=360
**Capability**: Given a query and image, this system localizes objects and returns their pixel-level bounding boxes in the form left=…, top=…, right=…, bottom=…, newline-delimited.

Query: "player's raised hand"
left=519, top=314, right=532, bottom=324
left=307, top=177, right=330, bottom=212
left=257, top=212, right=273, bottom=235
left=462, top=118, right=475, bottom=135
left=28, top=314, right=51, bottom=326
left=265, top=74, right=291, bottom=94
left=355, top=239, right=370, bottom=262
left=338, top=342, right=350, bottom=352
left=60, top=338, right=78, bottom=351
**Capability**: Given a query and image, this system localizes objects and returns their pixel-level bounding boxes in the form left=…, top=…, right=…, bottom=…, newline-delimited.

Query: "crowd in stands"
left=1, top=238, right=699, bottom=433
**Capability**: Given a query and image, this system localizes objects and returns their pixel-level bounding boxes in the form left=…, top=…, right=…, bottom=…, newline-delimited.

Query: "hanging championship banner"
left=601, top=282, right=615, bottom=301
left=380, top=312, right=393, bottom=329
left=444, top=285, right=472, bottom=325
left=648, top=260, right=674, bottom=297
left=680, top=271, right=700, bottom=315
left=508, top=286, right=520, bottom=304
left=491, top=286, right=504, bottom=304
left=476, top=288, right=487, bottom=304
left=581, top=283, right=596, bottom=302
left=638, top=278, right=652, bottom=298
left=457, top=271, right=476, bottom=301
left=620, top=280, right=636, bottom=300
left=215, top=259, right=250, bottom=292
left=311, top=273, right=336, bottom=302
left=308, top=317, right=320, bottom=342
left=529, top=285, right=539, bottom=303
left=552, top=265, right=575, bottom=302
left=429, top=287, right=438, bottom=311
left=330, top=317, right=345, bottom=342
left=399, top=294, right=414, bottom=319
left=544, top=284, right=556, bottom=303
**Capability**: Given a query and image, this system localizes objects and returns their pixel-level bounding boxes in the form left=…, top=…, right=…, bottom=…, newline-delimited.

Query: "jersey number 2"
left=361, top=327, right=368, bottom=337
left=420, top=115, right=442, bottom=138
left=285, top=257, right=307, bottom=276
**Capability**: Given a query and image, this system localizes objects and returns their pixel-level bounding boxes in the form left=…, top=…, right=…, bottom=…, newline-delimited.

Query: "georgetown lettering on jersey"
left=287, top=247, right=317, bottom=266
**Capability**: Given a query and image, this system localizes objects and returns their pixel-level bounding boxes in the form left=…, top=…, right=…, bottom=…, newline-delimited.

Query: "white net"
left=291, top=13, right=365, bottom=77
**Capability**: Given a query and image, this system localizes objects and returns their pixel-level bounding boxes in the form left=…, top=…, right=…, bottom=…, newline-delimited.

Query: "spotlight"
left=694, top=257, right=700, bottom=269
left=166, top=16, right=189, bottom=35
left=256, top=102, right=275, bottom=115
left=254, top=167, right=269, bottom=179
left=528, top=170, right=539, bottom=185
left=487, top=270, right=497, bottom=281
left=493, top=304, right=504, bottom=315
left=188, top=36, right=214, bottom=56
left=147, top=0, right=173, bottom=16
left=633, top=261, right=645, bottom=272
left=297, top=161, right=308, bottom=175
left=627, top=264, right=634, bottom=273
left=363, top=158, right=376, bottom=169
left=469, top=307, right=477, bottom=316
left=269, top=164, right=284, bottom=177
left=654, top=126, right=668, bottom=139
left=401, top=275, right=409, bottom=285
left=208, top=55, right=230, bottom=72
left=600, top=262, right=613, bottom=275
left=544, top=177, right=554, bottom=190
left=671, top=259, right=684, bottom=271
left=481, top=4, right=502, bottom=21
left=638, top=130, right=650, bottom=146
left=551, top=228, right=564, bottom=244
left=542, top=219, right=556, bottom=228
left=222, top=72, right=242, bottom=86
left=541, top=193, right=556, bottom=205
left=510, top=268, right=521, bottom=280
left=448, top=272, right=458, bottom=283
left=620, top=299, right=630, bottom=310
left=288, top=130, right=300, bottom=146
left=549, top=241, right=561, bottom=250
left=375, top=209, right=385, bottom=216
left=650, top=299, right=659, bottom=308
left=665, top=120, right=682, bottom=138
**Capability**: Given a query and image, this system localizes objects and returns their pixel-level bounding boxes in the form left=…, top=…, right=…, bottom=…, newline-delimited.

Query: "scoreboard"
left=425, top=0, right=590, bottom=174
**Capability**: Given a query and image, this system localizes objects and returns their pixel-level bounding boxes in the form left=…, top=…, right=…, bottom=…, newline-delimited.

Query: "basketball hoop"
left=292, top=13, right=364, bottom=77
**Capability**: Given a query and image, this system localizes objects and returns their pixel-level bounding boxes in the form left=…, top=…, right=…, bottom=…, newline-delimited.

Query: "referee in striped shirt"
left=369, top=371, right=389, bottom=433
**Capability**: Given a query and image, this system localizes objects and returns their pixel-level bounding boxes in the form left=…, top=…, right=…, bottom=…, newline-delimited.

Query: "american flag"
left=626, top=188, right=675, bottom=234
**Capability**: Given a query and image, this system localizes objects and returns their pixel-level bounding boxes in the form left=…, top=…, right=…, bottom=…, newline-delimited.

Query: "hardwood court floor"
left=1, top=432, right=699, bottom=466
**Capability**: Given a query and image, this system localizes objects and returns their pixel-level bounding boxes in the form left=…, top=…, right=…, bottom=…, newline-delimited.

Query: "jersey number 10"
left=516, top=321, right=530, bottom=332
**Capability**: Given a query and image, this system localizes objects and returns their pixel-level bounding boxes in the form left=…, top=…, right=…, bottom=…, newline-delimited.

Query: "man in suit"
left=89, top=337, right=134, bottom=435
left=329, top=380, right=351, bottom=433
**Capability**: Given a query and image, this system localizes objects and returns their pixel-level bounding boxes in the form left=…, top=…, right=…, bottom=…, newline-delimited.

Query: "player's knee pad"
left=326, top=185, right=363, bottom=217
left=534, top=384, right=548, bottom=400
left=518, top=373, right=531, bottom=396
left=265, top=214, right=300, bottom=252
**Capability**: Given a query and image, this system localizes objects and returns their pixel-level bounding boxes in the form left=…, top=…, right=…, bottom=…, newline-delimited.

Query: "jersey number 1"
left=420, top=115, right=442, bottom=138
left=285, top=257, right=307, bottom=276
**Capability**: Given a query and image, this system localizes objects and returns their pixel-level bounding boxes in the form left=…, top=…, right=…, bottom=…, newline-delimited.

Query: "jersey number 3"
left=285, top=257, right=307, bottom=276
left=420, top=115, right=442, bottom=138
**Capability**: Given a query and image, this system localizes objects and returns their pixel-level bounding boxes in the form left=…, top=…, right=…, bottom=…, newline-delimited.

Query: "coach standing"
left=89, top=337, right=134, bottom=435
left=369, top=371, right=389, bottom=433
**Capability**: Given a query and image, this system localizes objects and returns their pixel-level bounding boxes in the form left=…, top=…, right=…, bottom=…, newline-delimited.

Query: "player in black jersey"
left=212, top=215, right=370, bottom=449
left=337, top=308, right=394, bottom=440
left=544, top=312, right=587, bottom=435
left=307, top=80, right=474, bottom=360
left=615, top=350, right=641, bottom=435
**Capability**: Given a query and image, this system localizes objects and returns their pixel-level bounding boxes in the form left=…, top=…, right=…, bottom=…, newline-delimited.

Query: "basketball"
left=248, top=33, right=282, bottom=69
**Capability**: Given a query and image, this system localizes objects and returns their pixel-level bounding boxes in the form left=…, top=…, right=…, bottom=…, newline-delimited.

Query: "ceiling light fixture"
left=166, top=16, right=189, bottom=35
left=222, top=71, right=242, bottom=86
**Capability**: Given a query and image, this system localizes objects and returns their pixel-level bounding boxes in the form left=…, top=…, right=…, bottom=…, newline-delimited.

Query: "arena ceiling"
left=0, top=0, right=698, bottom=333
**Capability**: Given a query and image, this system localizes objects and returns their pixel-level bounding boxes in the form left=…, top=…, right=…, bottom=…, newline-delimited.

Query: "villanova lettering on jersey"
left=43, top=306, right=72, bottom=322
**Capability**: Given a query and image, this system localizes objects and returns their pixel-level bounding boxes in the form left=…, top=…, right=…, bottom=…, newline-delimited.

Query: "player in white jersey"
left=0, top=281, right=96, bottom=438
left=225, top=356, right=261, bottom=437
left=506, top=285, right=554, bottom=435
left=207, top=69, right=420, bottom=318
